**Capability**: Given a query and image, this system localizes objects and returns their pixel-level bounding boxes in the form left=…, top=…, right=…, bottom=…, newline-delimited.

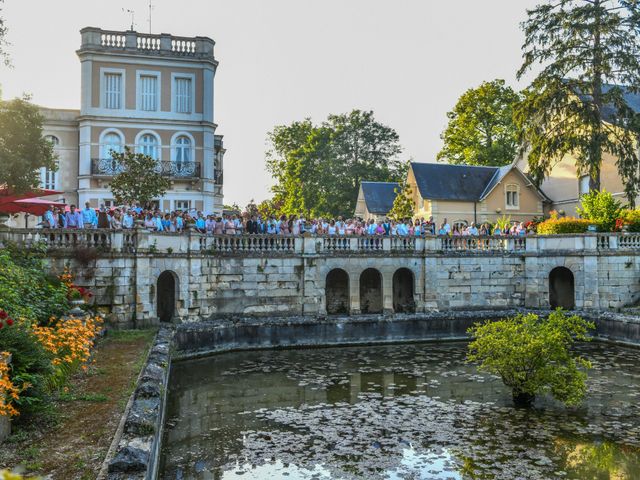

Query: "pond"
left=160, top=342, right=640, bottom=479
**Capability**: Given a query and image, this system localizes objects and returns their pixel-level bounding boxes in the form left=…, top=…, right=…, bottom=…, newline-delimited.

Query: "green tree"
left=467, top=310, right=594, bottom=407
left=516, top=0, right=640, bottom=202
left=388, top=180, right=414, bottom=221
left=437, top=79, right=522, bottom=166
left=266, top=110, right=405, bottom=218
left=0, top=97, right=56, bottom=193
left=109, top=147, right=171, bottom=207
left=0, top=0, right=10, bottom=66
left=576, top=189, right=622, bottom=232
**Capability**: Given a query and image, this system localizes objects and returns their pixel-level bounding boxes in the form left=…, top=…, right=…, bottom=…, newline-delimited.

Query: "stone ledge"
left=106, top=327, right=173, bottom=480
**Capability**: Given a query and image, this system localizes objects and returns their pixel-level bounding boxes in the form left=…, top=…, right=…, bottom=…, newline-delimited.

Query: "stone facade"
left=2, top=230, right=640, bottom=328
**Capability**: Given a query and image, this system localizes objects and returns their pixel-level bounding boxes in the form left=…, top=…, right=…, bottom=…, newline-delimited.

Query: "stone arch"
left=393, top=268, right=415, bottom=313
left=326, top=268, right=350, bottom=314
left=549, top=266, right=575, bottom=309
left=157, top=270, right=178, bottom=322
left=360, top=268, right=383, bottom=314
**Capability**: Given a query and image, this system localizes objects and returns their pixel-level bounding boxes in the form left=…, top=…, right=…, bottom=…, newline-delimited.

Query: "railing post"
left=188, top=231, right=201, bottom=253
left=382, top=237, right=391, bottom=251
left=609, top=234, right=618, bottom=250
left=349, top=237, right=359, bottom=251
left=137, top=229, right=150, bottom=252
left=526, top=236, right=538, bottom=253
left=302, top=236, right=317, bottom=254
left=125, top=30, right=137, bottom=49
left=160, top=33, right=172, bottom=52
left=584, top=235, right=598, bottom=251
left=112, top=231, right=124, bottom=253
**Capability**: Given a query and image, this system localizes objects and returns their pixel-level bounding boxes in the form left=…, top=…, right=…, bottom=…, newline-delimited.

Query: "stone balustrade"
left=79, top=27, right=215, bottom=62
left=1, top=229, right=639, bottom=256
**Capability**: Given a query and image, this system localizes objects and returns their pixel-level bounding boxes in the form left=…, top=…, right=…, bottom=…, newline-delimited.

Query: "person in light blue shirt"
left=122, top=211, right=135, bottom=229
left=367, top=220, right=377, bottom=236
left=65, top=205, right=83, bottom=229
left=153, top=213, right=164, bottom=231
left=195, top=213, right=206, bottom=233
left=397, top=221, right=409, bottom=236
left=43, top=206, right=56, bottom=228
left=467, top=222, right=479, bottom=236
left=81, top=202, right=97, bottom=228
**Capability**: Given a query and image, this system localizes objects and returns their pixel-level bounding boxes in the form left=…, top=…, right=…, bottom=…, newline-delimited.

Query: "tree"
left=266, top=110, right=405, bottom=218
left=388, top=180, right=414, bottom=221
left=0, top=0, right=10, bottom=66
left=576, top=189, right=622, bottom=232
left=467, top=310, right=594, bottom=407
left=0, top=97, right=56, bottom=193
left=516, top=0, right=640, bottom=202
left=109, top=147, right=171, bottom=207
left=437, top=80, right=522, bottom=166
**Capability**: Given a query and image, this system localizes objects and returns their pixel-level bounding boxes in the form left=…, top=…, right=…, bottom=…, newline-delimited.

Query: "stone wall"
left=3, top=230, right=640, bottom=328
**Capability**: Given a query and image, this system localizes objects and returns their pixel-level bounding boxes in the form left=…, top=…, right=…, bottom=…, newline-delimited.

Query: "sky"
left=0, top=0, right=541, bottom=206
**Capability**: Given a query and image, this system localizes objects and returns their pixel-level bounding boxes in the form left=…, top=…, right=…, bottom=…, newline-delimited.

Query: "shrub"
left=0, top=244, right=69, bottom=324
left=536, top=214, right=593, bottom=235
left=576, top=190, right=622, bottom=232
left=617, top=209, right=640, bottom=232
left=467, top=309, right=594, bottom=407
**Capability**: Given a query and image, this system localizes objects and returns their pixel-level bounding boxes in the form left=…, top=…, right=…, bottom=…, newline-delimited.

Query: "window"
left=139, top=134, right=159, bottom=160
left=139, top=75, right=158, bottom=111
left=174, top=136, right=192, bottom=163
left=175, top=200, right=191, bottom=211
left=104, top=73, right=122, bottom=109
left=101, top=132, right=123, bottom=158
left=505, top=184, right=519, bottom=209
left=40, top=136, right=59, bottom=190
left=174, top=77, right=192, bottom=113
left=103, top=199, right=116, bottom=208
left=579, top=175, right=590, bottom=196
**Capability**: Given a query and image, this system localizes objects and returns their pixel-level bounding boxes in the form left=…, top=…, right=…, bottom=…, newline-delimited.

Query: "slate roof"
left=410, top=163, right=504, bottom=202
left=574, top=84, right=640, bottom=122
left=360, top=181, right=399, bottom=214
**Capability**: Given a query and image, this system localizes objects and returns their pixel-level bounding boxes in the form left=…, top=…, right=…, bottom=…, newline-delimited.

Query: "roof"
left=574, top=83, right=640, bottom=122
left=360, top=181, right=399, bottom=214
left=410, top=163, right=501, bottom=201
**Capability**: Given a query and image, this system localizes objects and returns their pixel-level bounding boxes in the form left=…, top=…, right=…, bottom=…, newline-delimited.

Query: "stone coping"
left=105, top=328, right=173, bottom=480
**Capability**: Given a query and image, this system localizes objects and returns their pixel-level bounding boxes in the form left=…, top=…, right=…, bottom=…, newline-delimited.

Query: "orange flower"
left=0, top=352, right=20, bottom=417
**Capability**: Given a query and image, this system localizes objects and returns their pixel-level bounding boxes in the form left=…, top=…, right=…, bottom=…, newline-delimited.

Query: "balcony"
left=91, top=158, right=201, bottom=179
left=79, top=27, right=216, bottom=64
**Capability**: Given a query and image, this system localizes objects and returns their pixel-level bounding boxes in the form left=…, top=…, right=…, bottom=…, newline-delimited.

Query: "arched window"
left=101, top=132, right=123, bottom=158
left=174, top=136, right=191, bottom=164
left=139, top=133, right=159, bottom=160
left=505, top=184, right=520, bottom=209
left=40, top=135, right=59, bottom=190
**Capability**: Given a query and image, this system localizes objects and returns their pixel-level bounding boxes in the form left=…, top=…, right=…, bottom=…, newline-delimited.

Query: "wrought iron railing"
left=91, top=159, right=201, bottom=178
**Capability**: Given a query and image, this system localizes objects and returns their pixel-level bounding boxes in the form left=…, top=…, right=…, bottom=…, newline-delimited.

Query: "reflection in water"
left=160, top=342, right=640, bottom=479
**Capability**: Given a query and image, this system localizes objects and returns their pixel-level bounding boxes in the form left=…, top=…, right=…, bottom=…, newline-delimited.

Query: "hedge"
left=536, top=217, right=594, bottom=235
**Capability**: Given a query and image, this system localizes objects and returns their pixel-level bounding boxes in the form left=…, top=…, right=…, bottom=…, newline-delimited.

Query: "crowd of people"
left=40, top=202, right=532, bottom=237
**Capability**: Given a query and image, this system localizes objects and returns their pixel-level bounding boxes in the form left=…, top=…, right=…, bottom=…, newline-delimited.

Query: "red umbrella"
left=0, top=187, right=62, bottom=206
left=0, top=198, right=67, bottom=216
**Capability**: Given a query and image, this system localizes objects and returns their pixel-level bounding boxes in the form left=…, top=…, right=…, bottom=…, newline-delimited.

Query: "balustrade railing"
left=91, top=159, right=201, bottom=178
left=4, top=230, right=640, bottom=255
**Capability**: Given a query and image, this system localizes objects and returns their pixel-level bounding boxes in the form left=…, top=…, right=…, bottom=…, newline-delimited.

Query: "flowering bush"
left=0, top=308, right=103, bottom=417
left=59, top=267, right=94, bottom=303
left=0, top=352, right=20, bottom=417
left=617, top=209, right=640, bottom=232
left=537, top=211, right=593, bottom=235
left=32, top=317, right=103, bottom=371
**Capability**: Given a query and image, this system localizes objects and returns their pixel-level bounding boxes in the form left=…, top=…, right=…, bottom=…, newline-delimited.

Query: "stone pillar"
left=382, top=270, right=394, bottom=314
left=112, top=231, right=124, bottom=253
left=349, top=271, right=361, bottom=314
left=160, top=33, right=172, bottom=52
left=125, top=30, right=137, bottom=49
left=582, top=255, right=600, bottom=309
left=423, top=257, right=439, bottom=310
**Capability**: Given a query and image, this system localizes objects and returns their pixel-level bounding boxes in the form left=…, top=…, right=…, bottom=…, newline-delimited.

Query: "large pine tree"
left=516, top=0, right=640, bottom=203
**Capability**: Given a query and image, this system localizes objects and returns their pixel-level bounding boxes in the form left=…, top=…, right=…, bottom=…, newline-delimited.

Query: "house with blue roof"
left=355, top=162, right=548, bottom=227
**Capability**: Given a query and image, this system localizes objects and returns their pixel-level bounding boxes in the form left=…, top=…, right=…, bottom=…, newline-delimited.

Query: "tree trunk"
left=590, top=0, right=603, bottom=192
left=512, top=390, right=535, bottom=408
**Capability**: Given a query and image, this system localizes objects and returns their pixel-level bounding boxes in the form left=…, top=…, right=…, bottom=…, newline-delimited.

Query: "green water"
left=160, top=342, right=640, bottom=479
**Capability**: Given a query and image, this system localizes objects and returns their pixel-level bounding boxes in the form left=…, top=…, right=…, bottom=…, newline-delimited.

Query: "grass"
left=58, top=392, right=108, bottom=402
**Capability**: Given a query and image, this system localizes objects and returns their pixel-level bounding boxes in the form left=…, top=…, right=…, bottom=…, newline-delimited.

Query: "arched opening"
left=549, top=267, right=575, bottom=309
left=393, top=268, right=415, bottom=313
left=326, top=269, right=350, bottom=314
left=157, top=271, right=177, bottom=322
left=360, top=268, right=382, bottom=314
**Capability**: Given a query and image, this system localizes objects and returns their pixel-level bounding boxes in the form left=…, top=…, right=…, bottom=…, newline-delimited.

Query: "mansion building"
left=39, top=27, right=224, bottom=214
